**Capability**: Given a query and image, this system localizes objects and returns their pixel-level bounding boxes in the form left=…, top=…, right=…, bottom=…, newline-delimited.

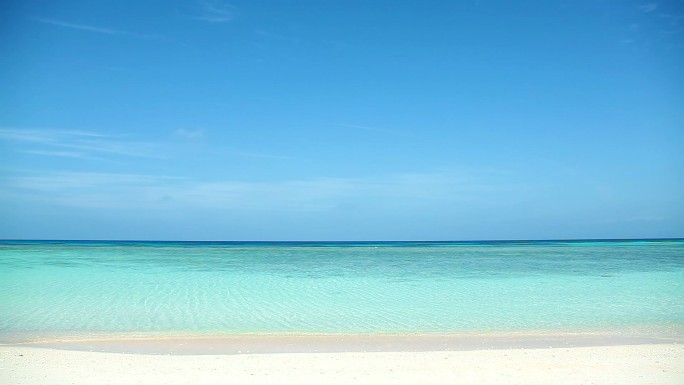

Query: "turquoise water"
left=1, top=239, right=683, bottom=340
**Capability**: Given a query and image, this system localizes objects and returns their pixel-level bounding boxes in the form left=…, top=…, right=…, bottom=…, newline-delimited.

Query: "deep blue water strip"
left=1, top=238, right=683, bottom=247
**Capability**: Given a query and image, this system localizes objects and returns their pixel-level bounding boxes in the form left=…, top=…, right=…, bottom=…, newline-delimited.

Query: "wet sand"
left=12, top=331, right=682, bottom=355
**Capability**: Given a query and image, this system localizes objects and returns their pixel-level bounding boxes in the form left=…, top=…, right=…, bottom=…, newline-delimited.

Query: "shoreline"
left=4, top=328, right=683, bottom=384
left=4, top=329, right=682, bottom=355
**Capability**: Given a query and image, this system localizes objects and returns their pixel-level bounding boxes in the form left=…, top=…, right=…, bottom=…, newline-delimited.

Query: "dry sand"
left=1, top=343, right=682, bottom=385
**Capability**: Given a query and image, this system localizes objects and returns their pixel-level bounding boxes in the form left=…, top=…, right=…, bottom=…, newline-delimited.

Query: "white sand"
left=1, top=344, right=682, bottom=385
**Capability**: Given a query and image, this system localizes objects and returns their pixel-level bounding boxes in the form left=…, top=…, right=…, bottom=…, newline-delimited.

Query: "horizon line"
left=1, top=237, right=682, bottom=244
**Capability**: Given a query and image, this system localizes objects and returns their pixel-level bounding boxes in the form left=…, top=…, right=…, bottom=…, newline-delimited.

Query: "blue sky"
left=1, top=0, right=683, bottom=240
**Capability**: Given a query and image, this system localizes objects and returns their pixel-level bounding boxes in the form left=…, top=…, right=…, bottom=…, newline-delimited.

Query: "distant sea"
left=1, top=239, right=682, bottom=341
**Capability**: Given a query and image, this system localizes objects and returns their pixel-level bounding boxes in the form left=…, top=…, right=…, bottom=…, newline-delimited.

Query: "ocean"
left=1, top=239, right=682, bottom=341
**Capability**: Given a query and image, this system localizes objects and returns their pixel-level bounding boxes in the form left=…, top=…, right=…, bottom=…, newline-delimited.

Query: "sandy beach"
left=2, top=340, right=682, bottom=385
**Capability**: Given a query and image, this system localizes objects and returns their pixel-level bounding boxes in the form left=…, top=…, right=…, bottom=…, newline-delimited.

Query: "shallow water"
left=1, top=239, right=682, bottom=340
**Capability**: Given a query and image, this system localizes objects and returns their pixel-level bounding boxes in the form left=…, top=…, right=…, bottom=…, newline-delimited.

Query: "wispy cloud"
left=10, top=171, right=175, bottom=192
left=2, top=128, right=294, bottom=163
left=33, top=17, right=173, bottom=42
left=175, top=128, right=206, bottom=139
left=172, top=128, right=292, bottom=159
left=34, top=17, right=137, bottom=36
left=0, top=128, right=165, bottom=159
left=192, top=0, right=235, bottom=22
left=0, top=128, right=106, bottom=142
left=223, top=150, right=294, bottom=160
left=637, top=3, right=658, bottom=13
left=19, top=150, right=101, bottom=160
left=2, top=169, right=517, bottom=211
left=338, top=123, right=413, bottom=138
left=625, top=3, right=684, bottom=49
left=255, top=29, right=301, bottom=44
left=320, top=39, right=352, bottom=49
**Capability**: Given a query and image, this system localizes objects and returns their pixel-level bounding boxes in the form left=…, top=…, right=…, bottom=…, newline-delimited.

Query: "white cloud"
left=32, top=17, right=174, bottom=43
left=192, top=0, right=235, bottom=22
left=338, top=123, right=413, bottom=138
left=34, top=17, right=138, bottom=36
left=255, top=29, right=301, bottom=44
left=175, top=128, right=206, bottom=139
left=0, top=128, right=166, bottom=159
left=221, top=150, right=294, bottom=160
left=0, top=128, right=106, bottom=142
left=10, top=171, right=173, bottom=191
left=19, top=150, right=99, bottom=160
left=3, top=169, right=517, bottom=211
left=637, top=3, right=658, bottom=13
left=2, top=127, right=294, bottom=162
